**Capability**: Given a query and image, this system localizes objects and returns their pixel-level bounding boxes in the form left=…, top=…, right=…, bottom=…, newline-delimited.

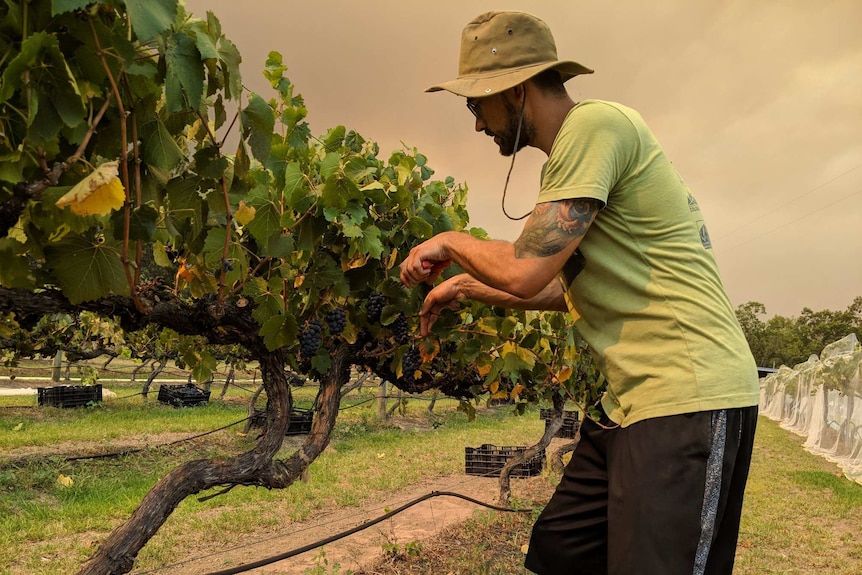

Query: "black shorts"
left=525, top=406, right=758, bottom=575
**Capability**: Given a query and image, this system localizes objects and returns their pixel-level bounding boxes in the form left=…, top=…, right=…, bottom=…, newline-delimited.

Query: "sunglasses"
left=466, top=98, right=482, bottom=119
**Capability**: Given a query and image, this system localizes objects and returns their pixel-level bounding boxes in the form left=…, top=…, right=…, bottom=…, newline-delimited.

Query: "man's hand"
left=418, top=275, right=468, bottom=335
left=399, top=233, right=453, bottom=287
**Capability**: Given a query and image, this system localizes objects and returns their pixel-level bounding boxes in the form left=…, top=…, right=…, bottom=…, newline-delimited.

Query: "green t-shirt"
left=537, top=100, right=759, bottom=427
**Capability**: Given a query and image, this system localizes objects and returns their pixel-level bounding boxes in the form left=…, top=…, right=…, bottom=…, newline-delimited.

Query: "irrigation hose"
left=202, top=490, right=533, bottom=575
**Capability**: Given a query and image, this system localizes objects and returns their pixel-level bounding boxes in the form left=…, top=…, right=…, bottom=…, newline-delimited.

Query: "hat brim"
left=425, top=60, right=593, bottom=98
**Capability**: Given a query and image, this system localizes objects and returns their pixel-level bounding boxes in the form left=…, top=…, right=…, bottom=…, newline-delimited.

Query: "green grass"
left=0, top=389, right=541, bottom=575
left=4, top=399, right=861, bottom=575
left=733, top=418, right=862, bottom=574
left=357, top=416, right=862, bottom=575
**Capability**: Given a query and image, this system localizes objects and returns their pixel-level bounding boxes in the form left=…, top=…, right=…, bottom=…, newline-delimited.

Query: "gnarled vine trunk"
left=77, top=344, right=351, bottom=575
left=498, top=393, right=567, bottom=505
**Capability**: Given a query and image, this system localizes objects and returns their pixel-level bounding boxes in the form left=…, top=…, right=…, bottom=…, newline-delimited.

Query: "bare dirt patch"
left=140, top=456, right=565, bottom=575
left=1, top=432, right=196, bottom=460
left=155, top=472, right=551, bottom=575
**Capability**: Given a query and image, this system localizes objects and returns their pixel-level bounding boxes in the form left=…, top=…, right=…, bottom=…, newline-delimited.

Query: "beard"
left=494, top=98, right=534, bottom=156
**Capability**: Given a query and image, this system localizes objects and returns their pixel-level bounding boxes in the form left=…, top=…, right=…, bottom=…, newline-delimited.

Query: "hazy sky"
left=186, top=0, right=861, bottom=319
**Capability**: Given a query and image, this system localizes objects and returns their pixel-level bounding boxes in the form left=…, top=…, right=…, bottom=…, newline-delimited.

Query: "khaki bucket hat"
left=426, top=11, right=593, bottom=98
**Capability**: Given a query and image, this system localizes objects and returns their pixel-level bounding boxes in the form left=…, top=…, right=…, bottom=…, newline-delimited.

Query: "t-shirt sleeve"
left=537, top=101, right=639, bottom=206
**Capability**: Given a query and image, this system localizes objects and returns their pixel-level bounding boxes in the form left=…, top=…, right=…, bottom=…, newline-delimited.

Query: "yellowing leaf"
left=342, top=253, right=368, bottom=271
left=476, top=317, right=499, bottom=335
left=489, top=380, right=499, bottom=394
left=234, top=200, right=256, bottom=225
left=56, top=161, right=125, bottom=216
left=419, top=339, right=440, bottom=363
left=510, top=383, right=525, bottom=399
left=385, top=248, right=399, bottom=270
left=56, top=474, right=74, bottom=488
left=501, top=341, right=536, bottom=369
left=176, top=261, right=195, bottom=283
left=294, top=274, right=305, bottom=288
left=556, top=365, right=573, bottom=383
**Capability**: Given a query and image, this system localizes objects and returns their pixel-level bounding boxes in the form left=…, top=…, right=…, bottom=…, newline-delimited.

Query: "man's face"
left=467, top=91, right=534, bottom=156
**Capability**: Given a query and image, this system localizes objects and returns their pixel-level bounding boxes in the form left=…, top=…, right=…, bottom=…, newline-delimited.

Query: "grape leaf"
left=142, top=119, right=184, bottom=171
left=0, top=32, right=50, bottom=103
left=189, top=21, right=219, bottom=60
left=260, top=313, right=297, bottom=351
left=241, top=93, right=274, bottom=162
left=51, top=0, right=96, bottom=15
left=165, top=32, right=204, bottom=113
left=0, top=239, right=34, bottom=288
left=217, top=37, right=242, bottom=100
left=55, top=161, right=125, bottom=216
left=111, top=205, right=158, bottom=241
left=246, top=187, right=283, bottom=246
left=124, top=0, right=179, bottom=43
left=44, top=236, right=129, bottom=304
left=319, top=152, right=340, bottom=181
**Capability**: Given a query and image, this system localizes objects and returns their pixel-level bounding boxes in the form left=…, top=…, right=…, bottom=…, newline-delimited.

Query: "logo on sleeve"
left=687, top=194, right=700, bottom=212
left=697, top=221, right=712, bottom=249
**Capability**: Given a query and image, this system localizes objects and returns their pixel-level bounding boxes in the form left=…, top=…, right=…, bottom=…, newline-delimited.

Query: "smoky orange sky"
left=186, top=0, right=861, bottom=319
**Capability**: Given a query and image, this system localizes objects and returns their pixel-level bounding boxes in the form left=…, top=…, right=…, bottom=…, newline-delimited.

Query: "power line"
left=723, top=186, right=862, bottom=252
left=716, top=161, right=862, bottom=241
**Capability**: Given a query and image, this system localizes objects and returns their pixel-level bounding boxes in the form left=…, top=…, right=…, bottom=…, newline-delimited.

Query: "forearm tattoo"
left=514, top=198, right=599, bottom=258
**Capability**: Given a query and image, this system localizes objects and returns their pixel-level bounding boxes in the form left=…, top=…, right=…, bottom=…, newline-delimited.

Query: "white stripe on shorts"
left=694, top=409, right=728, bottom=575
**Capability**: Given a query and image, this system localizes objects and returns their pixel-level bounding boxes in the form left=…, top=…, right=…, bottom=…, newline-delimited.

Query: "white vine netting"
left=760, top=333, right=862, bottom=485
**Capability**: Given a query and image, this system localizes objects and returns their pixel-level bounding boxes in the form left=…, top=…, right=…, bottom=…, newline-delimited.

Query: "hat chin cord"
left=501, top=91, right=532, bottom=221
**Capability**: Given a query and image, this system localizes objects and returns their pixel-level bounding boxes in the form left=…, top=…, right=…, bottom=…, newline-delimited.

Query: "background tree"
left=736, top=300, right=860, bottom=368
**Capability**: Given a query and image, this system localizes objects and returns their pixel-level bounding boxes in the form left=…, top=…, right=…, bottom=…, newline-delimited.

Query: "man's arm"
left=418, top=274, right=567, bottom=335
left=400, top=198, right=600, bottom=299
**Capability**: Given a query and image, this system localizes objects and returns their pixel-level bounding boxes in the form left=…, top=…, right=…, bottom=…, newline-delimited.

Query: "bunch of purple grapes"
left=299, top=319, right=322, bottom=357
left=391, top=314, right=409, bottom=344
left=326, top=308, right=346, bottom=336
left=366, top=291, right=385, bottom=324
left=402, top=347, right=420, bottom=380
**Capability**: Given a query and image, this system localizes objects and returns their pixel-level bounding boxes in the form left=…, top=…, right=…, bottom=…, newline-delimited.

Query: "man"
left=399, top=10, right=760, bottom=575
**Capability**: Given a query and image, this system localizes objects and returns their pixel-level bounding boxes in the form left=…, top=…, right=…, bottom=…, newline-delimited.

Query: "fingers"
left=423, top=259, right=451, bottom=274
left=398, top=239, right=451, bottom=287
left=399, top=257, right=448, bottom=286
left=419, top=311, right=437, bottom=336
left=399, top=254, right=430, bottom=287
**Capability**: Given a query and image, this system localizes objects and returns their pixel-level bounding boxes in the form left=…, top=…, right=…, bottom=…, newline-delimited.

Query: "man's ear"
left=506, top=83, right=526, bottom=107
left=512, top=83, right=525, bottom=100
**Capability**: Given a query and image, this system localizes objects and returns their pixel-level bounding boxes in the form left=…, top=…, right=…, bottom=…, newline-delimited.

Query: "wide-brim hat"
left=426, top=11, right=593, bottom=98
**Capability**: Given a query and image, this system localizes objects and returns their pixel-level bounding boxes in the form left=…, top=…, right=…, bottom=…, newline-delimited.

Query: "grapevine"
left=0, top=3, right=605, bottom=572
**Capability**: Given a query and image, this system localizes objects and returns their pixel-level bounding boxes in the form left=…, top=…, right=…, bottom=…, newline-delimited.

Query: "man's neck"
left=530, top=95, right=577, bottom=155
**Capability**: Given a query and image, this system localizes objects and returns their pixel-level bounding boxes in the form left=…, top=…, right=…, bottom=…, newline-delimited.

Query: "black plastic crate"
left=250, top=407, right=314, bottom=436
left=37, top=384, right=102, bottom=408
left=157, top=384, right=210, bottom=407
left=540, top=408, right=581, bottom=439
left=488, top=396, right=514, bottom=406
left=286, top=408, right=314, bottom=435
left=465, top=444, right=545, bottom=478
